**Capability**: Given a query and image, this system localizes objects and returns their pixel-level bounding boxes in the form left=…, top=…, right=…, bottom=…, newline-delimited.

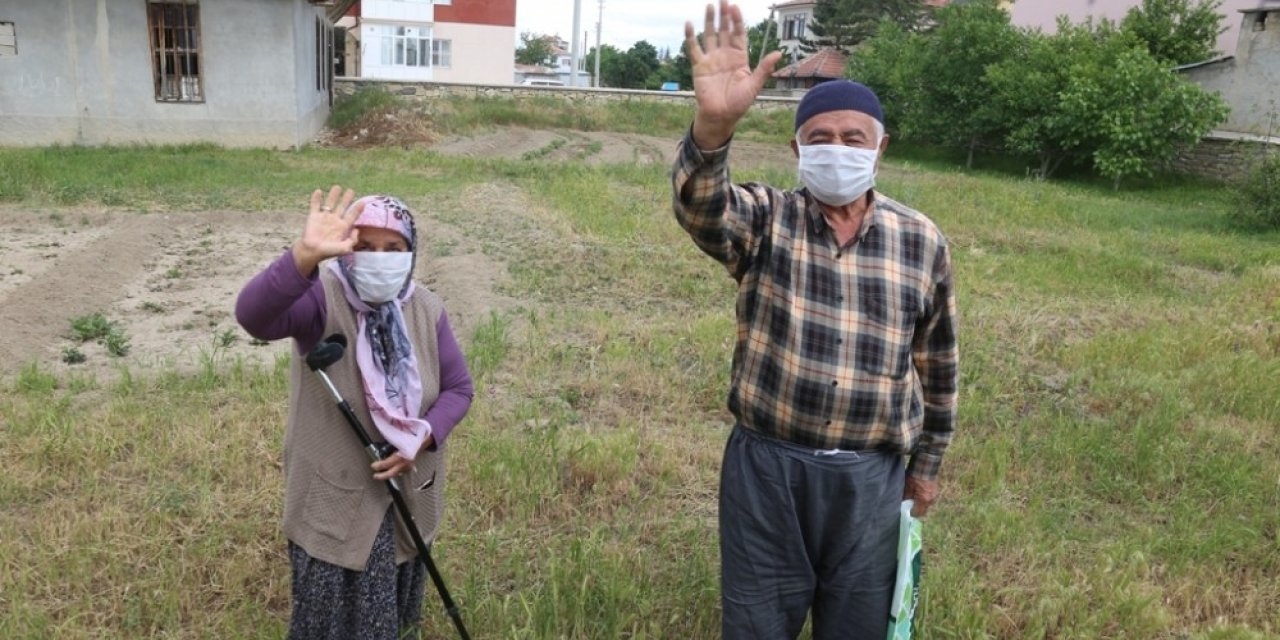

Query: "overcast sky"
left=515, top=0, right=779, bottom=56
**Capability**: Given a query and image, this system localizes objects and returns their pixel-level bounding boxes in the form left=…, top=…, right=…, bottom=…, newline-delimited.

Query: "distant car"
left=521, top=78, right=565, bottom=87
left=660, top=82, right=680, bottom=92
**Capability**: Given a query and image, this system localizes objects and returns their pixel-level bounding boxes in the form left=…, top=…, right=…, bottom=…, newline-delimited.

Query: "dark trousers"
left=720, top=426, right=905, bottom=640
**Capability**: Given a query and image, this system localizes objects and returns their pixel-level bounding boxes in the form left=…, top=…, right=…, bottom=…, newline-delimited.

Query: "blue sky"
left=515, top=0, right=779, bottom=56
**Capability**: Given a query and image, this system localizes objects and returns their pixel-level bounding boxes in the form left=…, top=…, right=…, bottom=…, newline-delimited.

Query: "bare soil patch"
left=422, top=126, right=795, bottom=171
left=0, top=203, right=513, bottom=380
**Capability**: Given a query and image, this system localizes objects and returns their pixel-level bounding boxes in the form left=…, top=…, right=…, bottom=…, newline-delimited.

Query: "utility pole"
left=594, top=0, right=604, bottom=88
left=570, top=0, right=582, bottom=87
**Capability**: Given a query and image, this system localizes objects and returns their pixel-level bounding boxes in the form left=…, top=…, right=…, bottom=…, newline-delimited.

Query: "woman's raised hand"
left=686, top=1, right=782, bottom=149
left=292, top=185, right=361, bottom=277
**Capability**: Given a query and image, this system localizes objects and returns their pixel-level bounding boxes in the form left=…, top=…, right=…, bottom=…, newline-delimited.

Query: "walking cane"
left=305, top=334, right=471, bottom=640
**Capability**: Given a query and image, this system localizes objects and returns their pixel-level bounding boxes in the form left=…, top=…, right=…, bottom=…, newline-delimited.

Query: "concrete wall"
left=431, top=22, right=514, bottom=86
left=1181, top=11, right=1280, bottom=138
left=1172, top=134, right=1280, bottom=180
left=333, top=77, right=800, bottom=112
left=0, top=0, right=329, bottom=148
left=292, top=1, right=332, bottom=147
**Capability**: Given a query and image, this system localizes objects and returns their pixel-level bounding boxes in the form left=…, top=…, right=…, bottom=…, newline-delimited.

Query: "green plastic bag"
left=887, top=500, right=922, bottom=640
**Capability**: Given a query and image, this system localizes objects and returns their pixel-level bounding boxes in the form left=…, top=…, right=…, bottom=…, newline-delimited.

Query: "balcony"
left=363, top=0, right=434, bottom=24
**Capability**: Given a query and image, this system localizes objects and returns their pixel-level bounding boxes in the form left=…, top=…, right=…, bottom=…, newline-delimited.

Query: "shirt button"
left=837, top=338, right=843, bottom=345
left=825, top=420, right=832, bottom=426
left=835, top=252, right=842, bottom=259
left=837, top=295, right=844, bottom=302
left=832, top=380, right=838, bottom=387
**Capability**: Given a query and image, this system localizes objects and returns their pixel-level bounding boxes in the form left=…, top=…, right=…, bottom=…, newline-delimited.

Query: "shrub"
left=1231, top=152, right=1280, bottom=231
left=327, top=86, right=403, bottom=130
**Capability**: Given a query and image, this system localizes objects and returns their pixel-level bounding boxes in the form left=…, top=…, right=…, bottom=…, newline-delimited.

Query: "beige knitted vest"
left=282, top=267, right=445, bottom=571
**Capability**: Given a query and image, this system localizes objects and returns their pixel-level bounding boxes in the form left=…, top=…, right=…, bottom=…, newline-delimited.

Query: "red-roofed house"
left=771, top=47, right=847, bottom=92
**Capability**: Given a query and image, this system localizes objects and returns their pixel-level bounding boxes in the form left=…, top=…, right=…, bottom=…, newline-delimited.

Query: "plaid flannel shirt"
left=672, top=130, right=958, bottom=481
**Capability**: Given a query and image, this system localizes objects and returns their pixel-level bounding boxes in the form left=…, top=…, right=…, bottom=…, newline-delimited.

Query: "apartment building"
left=338, top=0, right=515, bottom=85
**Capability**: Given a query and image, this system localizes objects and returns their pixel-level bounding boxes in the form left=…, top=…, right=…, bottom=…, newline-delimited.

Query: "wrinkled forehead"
left=796, top=110, right=884, bottom=142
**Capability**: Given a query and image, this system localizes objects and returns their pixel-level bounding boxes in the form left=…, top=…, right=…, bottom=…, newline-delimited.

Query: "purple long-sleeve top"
left=235, top=250, right=474, bottom=446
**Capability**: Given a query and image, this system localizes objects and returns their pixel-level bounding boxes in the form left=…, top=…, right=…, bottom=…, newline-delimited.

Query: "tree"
left=748, top=18, right=780, bottom=69
left=618, top=40, right=661, bottom=89
left=986, top=21, right=1098, bottom=178
left=585, top=44, right=623, bottom=86
left=1056, top=24, right=1228, bottom=188
left=804, top=0, right=930, bottom=52
left=515, top=32, right=557, bottom=66
left=1121, top=0, right=1224, bottom=66
left=908, top=0, right=1021, bottom=167
left=655, top=48, right=694, bottom=91
left=847, top=20, right=926, bottom=138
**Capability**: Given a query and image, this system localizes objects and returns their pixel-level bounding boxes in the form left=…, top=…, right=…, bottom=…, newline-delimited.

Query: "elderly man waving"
left=672, top=2, right=959, bottom=638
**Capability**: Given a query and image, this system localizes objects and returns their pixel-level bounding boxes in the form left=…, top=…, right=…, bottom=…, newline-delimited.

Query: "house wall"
left=0, top=0, right=327, bottom=148
left=1008, top=0, right=1279, bottom=58
left=292, top=1, right=333, bottom=147
left=1181, top=11, right=1280, bottom=137
left=431, top=22, right=515, bottom=86
left=1172, top=134, right=1279, bottom=180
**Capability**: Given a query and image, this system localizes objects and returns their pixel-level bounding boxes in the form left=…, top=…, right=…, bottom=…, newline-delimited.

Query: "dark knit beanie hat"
left=794, top=80, right=885, bottom=132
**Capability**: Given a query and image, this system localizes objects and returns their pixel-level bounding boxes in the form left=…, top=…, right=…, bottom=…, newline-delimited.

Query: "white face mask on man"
left=349, top=251, right=413, bottom=304
left=796, top=139, right=880, bottom=207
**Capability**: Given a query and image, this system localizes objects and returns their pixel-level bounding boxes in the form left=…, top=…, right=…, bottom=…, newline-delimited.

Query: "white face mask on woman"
left=796, top=140, right=880, bottom=207
left=349, top=251, right=413, bottom=304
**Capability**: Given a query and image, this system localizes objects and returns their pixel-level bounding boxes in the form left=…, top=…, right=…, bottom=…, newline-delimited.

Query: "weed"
left=216, top=328, right=238, bottom=349
left=61, top=346, right=86, bottom=364
left=102, top=330, right=131, bottom=358
left=328, top=86, right=403, bottom=130
left=69, top=312, right=114, bottom=342
left=521, top=138, right=567, bottom=161
left=164, top=267, right=183, bottom=279
left=140, top=301, right=166, bottom=314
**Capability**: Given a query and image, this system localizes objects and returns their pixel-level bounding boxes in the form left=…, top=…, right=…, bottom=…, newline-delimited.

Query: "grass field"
left=1, top=97, right=1278, bottom=639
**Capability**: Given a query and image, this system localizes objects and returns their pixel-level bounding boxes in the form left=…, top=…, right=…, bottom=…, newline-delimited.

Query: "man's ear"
left=876, top=133, right=890, bottom=170
left=790, top=137, right=799, bottom=158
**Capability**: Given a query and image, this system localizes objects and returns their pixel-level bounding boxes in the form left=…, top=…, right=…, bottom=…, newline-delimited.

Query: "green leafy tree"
left=515, top=32, right=557, bottom=66
left=986, top=21, right=1097, bottom=178
left=749, top=18, right=780, bottom=69
left=655, top=48, right=694, bottom=90
left=586, top=44, right=622, bottom=87
left=804, top=0, right=929, bottom=52
left=1057, top=25, right=1228, bottom=188
left=1121, top=0, right=1224, bottom=66
left=589, top=41, right=660, bottom=89
left=908, top=0, right=1021, bottom=167
left=847, top=20, right=926, bottom=138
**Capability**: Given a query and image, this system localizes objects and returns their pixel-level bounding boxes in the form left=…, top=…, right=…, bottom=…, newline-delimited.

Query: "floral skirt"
left=288, top=508, right=427, bottom=640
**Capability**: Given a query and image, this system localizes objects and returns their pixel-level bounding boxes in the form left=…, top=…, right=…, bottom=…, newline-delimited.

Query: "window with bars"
left=147, top=1, right=203, bottom=103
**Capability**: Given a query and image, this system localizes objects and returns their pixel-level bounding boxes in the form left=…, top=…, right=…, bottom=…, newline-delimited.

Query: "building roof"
left=771, top=0, right=817, bottom=9
left=1173, top=55, right=1235, bottom=71
left=772, top=47, right=847, bottom=79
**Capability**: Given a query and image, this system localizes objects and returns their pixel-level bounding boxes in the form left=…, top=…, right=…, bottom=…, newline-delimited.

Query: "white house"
left=337, top=0, right=516, bottom=86
left=772, top=0, right=817, bottom=59
left=0, top=0, right=334, bottom=148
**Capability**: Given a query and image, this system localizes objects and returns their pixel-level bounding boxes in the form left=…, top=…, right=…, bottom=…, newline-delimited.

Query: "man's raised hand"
left=686, top=1, right=783, bottom=149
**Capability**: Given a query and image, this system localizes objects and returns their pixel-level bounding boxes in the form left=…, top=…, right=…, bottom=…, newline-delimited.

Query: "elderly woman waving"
left=236, top=186, right=474, bottom=640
